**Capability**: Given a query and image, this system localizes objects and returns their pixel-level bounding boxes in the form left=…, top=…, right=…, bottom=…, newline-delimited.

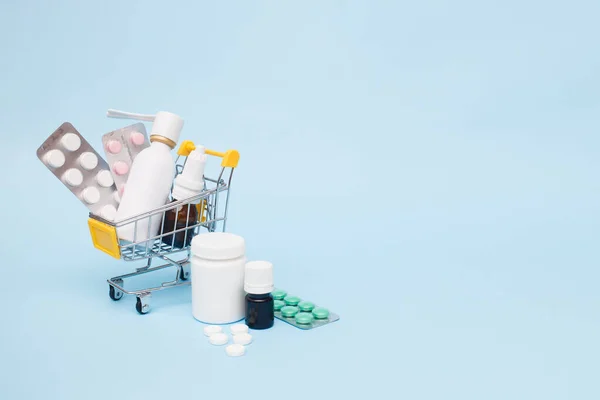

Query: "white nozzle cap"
left=106, top=109, right=183, bottom=147
left=172, top=148, right=207, bottom=202
left=244, top=261, right=274, bottom=294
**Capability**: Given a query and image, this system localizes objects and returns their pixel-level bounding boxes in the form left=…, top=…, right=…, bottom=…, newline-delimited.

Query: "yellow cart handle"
left=177, top=140, right=239, bottom=168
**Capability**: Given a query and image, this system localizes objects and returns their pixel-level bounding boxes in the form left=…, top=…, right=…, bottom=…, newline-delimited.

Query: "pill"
left=113, top=191, right=121, bottom=204
left=233, top=333, right=252, bottom=345
left=203, top=325, right=223, bottom=336
left=209, top=333, right=229, bottom=346
left=272, top=290, right=287, bottom=300
left=82, top=187, right=101, bottom=204
left=63, top=168, right=83, bottom=187
left=96, top=170, right=114, bottom=188
left=100, top=205, right=117, bottom=221
left=312, top=307, right=330, bottom=320
left=44, top=149, right=65, bottom=168
left=113, top=161, right=129, bottom=176
left=295, top=312, right=314, bottom=325
left=60, top=133, right=81, bottom=152
left=106, top=140, right=122, bottom=154
left=284, top=295, right=301, bottom=306
left=130, top=131, right=145, bottom=146
left=225, top=344, right=245, bottom=357
left=230, top=324, right=248, bottom=335
left=274, top=300, right=285, bottom=311
left=78, top=152, right=98, bottom=170
left=298, top=301, right=315, bottom=312
left=281, top=306, right=299, bottom=318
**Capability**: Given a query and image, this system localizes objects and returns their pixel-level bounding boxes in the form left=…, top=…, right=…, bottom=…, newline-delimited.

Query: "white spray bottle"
left=107, top=109, right=184, bottom=243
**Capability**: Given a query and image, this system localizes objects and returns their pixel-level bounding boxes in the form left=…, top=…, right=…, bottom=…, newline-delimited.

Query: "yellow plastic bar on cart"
left=88, top=218, right=121, bottom=259
left=177, top=140, right=240, bottom=168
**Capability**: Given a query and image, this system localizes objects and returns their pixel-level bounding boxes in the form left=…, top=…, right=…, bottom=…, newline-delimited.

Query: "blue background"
left=1, top=0, right=599, bottom=398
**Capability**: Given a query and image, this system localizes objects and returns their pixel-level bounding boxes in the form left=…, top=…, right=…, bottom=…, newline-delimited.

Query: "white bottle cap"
left=191, top=232, right=245, bottom=261
left=209, top=333, right=229, bottom=346
left=172, top=147, right=207, bottom=202
left=44, top=149, right=65, bottom=168
left=233, top=333, right=253, bottom=345
left=82, top=187, right=101, bottom=204
left=63, top=168, right=83, bottom=187
left=230, top=323, right=249, bottom=335
left=244, top=261, right=274, bottom=294
left=100, top=205, right=117, bottom=221
left=106, top=109, right=183, bottom=148
left=225, top=344, right=245, bottom=357
left=203, top=325, right=223, bottom=337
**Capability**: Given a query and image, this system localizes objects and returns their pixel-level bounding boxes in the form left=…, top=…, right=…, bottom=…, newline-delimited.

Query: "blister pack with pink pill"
left=37, top=122, right=120, bottom=221
left=101, top=123, right=149, bottom=198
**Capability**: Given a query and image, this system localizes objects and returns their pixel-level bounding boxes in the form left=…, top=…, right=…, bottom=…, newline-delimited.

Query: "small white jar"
left=190, top=232, right=246, bottom=324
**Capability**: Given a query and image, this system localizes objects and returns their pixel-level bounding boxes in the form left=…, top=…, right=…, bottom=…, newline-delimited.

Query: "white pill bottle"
left=107, top=109, right=183, bottom=243
left=190, top=232, right=246, bottom=324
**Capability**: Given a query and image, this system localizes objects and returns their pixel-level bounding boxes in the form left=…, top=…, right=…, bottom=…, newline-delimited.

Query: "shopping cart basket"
left=87, top=140, right=239, bottom=314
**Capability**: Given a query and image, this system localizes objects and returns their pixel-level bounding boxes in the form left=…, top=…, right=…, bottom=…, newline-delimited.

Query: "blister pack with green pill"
left=272, top=289, right=339, bottom=330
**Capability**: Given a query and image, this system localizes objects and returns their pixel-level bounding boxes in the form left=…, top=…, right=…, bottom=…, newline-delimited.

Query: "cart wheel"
left=136, top=296, right=150, bottom=315
left=109, top=285, right=123, bottom=301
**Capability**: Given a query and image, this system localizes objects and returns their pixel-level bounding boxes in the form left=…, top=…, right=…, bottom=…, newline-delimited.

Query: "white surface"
left=203, top=325, right=223, bottom=337
left=78, top=152, right=98, bottom=171
left=225, top=344, right=245, bottom=357
left=113, top=141, right=175, bottom=242
left=95, top=170, right=114, bottom=188
left=44, top=149, right=65, bottom=169
left=191, top=233, right=246, bottom=324
left=82, top=187, right=100, bottom=204
left=112, top=191, right=121, bottom=203
left=171, top=148, right=206, bottom=202
left=232, top=333, right=252, bottom=346
left=244, top=261, right=274, bottom=295
left=100, top=205, right=117, bottom=221
left=208, top=333, right=229, bottom=346
left=63, top=168, right=83, bottom=187
left=60, top=133, right=81, bottom=152
left=191, top=232, right=246, bottom=261
left=151, top=111, right=183, bottom=146
left=230, top=324, right=249, bottom=335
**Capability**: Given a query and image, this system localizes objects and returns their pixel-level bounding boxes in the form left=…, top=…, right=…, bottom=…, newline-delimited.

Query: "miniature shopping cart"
left=87, top=140, right=239, bottom=314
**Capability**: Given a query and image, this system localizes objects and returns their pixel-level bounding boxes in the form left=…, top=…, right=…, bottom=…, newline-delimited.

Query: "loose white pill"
left=209, top=333, right=229, bottom=346
left=225, top=344, right=245, bottom=357
left=44, top=149, right=65, bottom=168
left=63, top=168, right=83, bottom=187
left=233, top=333, right=252, bottom=345
left=61, top=133, right=81, bottom=152
left=82, top=187, right=100, bottom=204
left=100, top=205, right=117, bottom=221
left=79, top=152, right=98, bottom=170
left=96, top=170, right=114, bottom=188
left=204, top=325, right=223, bottom=337
left=230, top=324, right=249, bottom=335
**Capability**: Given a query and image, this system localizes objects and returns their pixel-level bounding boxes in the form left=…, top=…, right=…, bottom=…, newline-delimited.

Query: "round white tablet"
left=60, top=133, right=81, bottom=152
left=44, top=149, right=65, bottom=168
left=232, top=333, right=252, bottom=345
left=208, top=333, right=229, bottom=346
left=95, top=170, right=114, bottom=188
left=63, top=168, right=83, bottom=187
left=78, top=152, right=98, bottom=170
left=203, top=325, right=223, bottom=337
left=100, top=205, right=117, bottom=221
left=225, top=344, right=245, bottom=357
left=82, top=187, right=100, bottom=204
left=230, top=324, right=248, bottom=335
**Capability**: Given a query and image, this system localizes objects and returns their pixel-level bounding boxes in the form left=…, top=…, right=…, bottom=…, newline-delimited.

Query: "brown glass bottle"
left=161, top=202, right=198, bottom=248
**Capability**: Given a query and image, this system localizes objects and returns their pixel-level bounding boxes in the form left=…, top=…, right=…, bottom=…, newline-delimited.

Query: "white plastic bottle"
left=107, top=109, right=184, bottom=243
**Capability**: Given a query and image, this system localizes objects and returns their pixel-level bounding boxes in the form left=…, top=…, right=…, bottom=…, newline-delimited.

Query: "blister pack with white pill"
left=101, top=123, right=149, bottom=198
left=36, top=122, right=120, bottom=221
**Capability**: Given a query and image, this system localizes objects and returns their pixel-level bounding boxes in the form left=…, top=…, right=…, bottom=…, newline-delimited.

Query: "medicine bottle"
left=244, top=261, right=274, bottom=330
left=191, top=232, right=246, bottom=324
left=161, top=148, right=207, bottom=248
